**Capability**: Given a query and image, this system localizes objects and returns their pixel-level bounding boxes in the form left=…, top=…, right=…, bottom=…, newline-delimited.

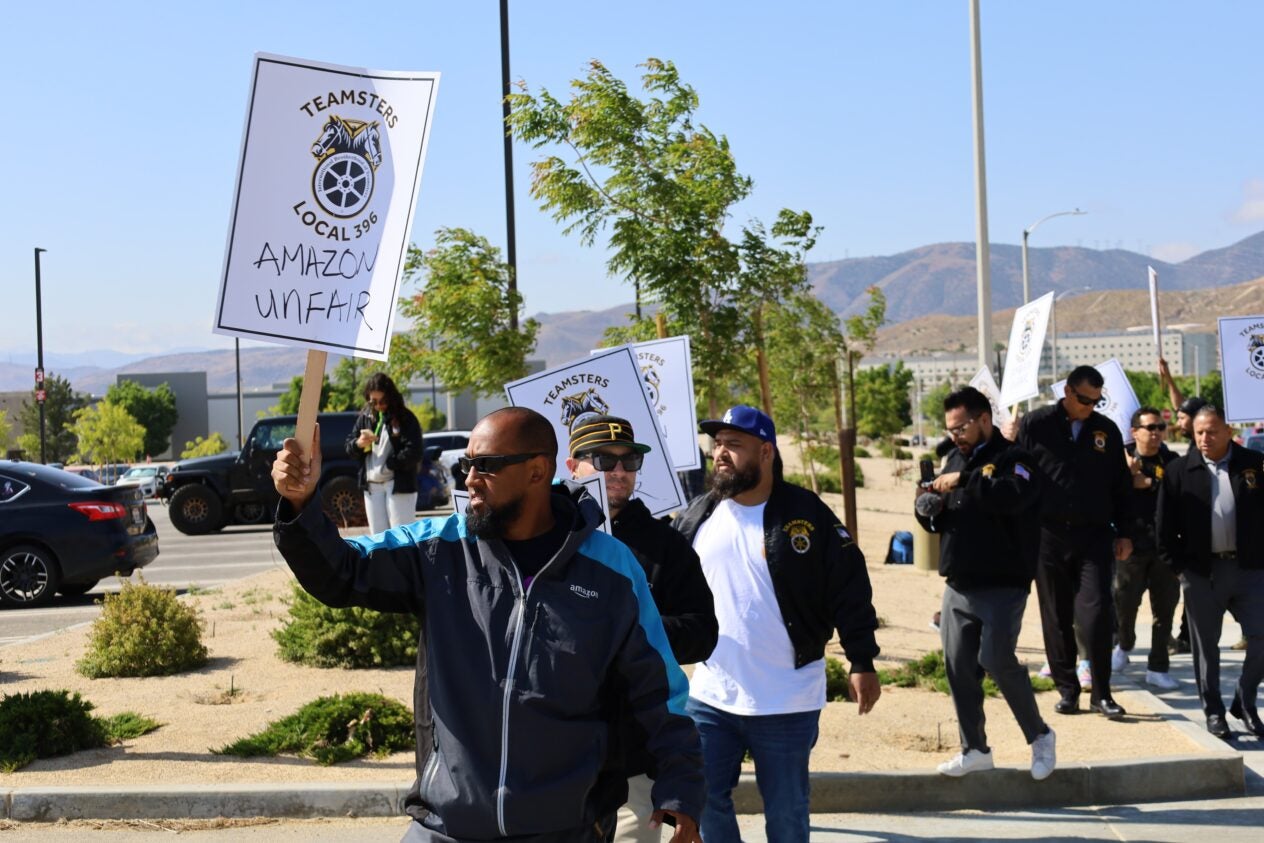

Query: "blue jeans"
left=685, top=698, right=819, bottom=843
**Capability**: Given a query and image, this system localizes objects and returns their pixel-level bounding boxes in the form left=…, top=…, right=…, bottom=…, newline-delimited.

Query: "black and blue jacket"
left=274, top=480, right=702, bottom=841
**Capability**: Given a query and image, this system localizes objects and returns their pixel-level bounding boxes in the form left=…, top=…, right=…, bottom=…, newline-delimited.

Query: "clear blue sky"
left=4, top=1, right=1262, bottom=360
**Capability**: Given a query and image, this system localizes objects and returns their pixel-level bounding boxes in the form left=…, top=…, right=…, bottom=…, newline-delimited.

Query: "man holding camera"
left=915, top=387, right=1055, bottom=779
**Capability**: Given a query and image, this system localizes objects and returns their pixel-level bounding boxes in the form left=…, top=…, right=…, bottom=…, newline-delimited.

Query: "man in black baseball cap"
left=675, top=404, right=879, bottom=842
left=567, top=414, right=716, bottom=843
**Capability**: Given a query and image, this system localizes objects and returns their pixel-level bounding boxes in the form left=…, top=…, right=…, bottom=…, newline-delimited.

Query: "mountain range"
left=4, top=231, right=1262, bottom=394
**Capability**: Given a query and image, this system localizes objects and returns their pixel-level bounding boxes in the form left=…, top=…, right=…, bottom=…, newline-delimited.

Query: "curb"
left=3, top=751, right=1242, bottom=821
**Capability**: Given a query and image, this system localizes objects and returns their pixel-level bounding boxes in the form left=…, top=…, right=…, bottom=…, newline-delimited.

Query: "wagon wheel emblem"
left=1252, top=344, right=1264, bottom=371
left=313, top=152, right=374, bottom=218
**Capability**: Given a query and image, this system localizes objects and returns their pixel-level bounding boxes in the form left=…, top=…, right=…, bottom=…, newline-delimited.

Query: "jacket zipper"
left=496, top=547, right=564, bottom=837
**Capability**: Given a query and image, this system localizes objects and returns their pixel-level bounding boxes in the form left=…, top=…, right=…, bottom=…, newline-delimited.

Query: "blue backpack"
left=885, top=530, right=914, bottom=564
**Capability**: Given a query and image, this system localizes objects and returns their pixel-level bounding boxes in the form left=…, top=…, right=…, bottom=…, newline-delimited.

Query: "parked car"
left=63, top=465, right=103, bottom=483
left=424, top=430, right=471, bottom=489
left=1245, top=433, right=1264, bottom=454
left=115, top=464, right=169, bottom=499
left=0, top=461, right=158, bottom=606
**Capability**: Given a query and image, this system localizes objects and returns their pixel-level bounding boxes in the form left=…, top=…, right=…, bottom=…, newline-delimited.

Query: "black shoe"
left=1054, top=695, right=1080, bottom=715
left=1229, top=697, right=1264, bottom=738
left=1207, top=713, right=1231, bottom=739
left=1090, top=698, right=1126, bottom=720
left=1172, top=637, right=1191, bottom=655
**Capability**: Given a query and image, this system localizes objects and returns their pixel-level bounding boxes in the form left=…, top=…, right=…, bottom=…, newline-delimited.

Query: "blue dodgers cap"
left=699, top=405, right=777, bottom=445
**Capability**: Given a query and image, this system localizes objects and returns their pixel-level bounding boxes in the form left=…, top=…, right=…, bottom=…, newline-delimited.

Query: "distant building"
left=864, top=328, right=1218, bottom=387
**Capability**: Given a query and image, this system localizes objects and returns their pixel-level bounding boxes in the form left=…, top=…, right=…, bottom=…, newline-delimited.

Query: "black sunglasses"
left=1069, top=387, right=1099, bottom=407
left=579, top=451, right=644, bottom=472
left=457, top=453, right=544, bottom=475
left=1136, top=422, right=1167, bottom=432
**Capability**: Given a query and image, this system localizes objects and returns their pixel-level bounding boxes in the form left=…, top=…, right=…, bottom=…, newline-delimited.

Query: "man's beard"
left=466, top=494, right=524, bottom=539
left=710, top=463, right=761, bottom=499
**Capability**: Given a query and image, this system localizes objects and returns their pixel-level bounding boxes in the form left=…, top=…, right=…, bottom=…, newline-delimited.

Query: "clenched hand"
left=271, top=424, right=322, bottom=511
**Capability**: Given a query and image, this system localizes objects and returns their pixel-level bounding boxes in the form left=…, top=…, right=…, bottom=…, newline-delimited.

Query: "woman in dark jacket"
left=345, top=372, right=423, bottom=533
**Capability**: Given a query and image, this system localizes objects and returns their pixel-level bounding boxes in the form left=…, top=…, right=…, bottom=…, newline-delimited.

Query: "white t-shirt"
left=689, top=499, right=826, bottom=715
left=365, top=422, right=395, bottom=483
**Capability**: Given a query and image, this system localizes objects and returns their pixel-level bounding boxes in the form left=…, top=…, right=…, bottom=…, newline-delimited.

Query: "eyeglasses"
left=945, top=417, right=978, bottom=438
left=368, top=395, right=388, bottom=408
left=457, top=453, right=544, bottom=475
left=1136, top=422, right=1167, bottom=432
left=1069, top=387, right=1100, bottom=407
left=579, top=451, right=644, bottom=472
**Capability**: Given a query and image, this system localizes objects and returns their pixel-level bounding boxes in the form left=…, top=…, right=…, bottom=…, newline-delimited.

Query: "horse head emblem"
left=560, top=388, right=610, bottom=430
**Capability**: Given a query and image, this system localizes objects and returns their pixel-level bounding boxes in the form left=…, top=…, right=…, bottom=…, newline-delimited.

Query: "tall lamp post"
left=1021, top=208, right=1086, bottom=305
left=34, top=247, right=48, bottom=463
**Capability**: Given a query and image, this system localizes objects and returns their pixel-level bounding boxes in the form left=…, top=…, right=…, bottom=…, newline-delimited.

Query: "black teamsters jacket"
left=344, top=406, right=424, bottom=495
left=274, top=482, right=703, bottom=840
left=673, top=480, right=880, bottom=673
left=914, top=429, right=1042, bottom=591
left=1125, top=443, right=1177, bottom=552
left=1017, top=402, right=1134, bottom=538
left=1158, top=442, right=1264, bottom=577
left=610, top=497, right=717, bottom=780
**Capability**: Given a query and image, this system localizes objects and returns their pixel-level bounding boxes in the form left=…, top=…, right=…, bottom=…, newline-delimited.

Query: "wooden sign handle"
left=295, top=350, right=327, bottom=458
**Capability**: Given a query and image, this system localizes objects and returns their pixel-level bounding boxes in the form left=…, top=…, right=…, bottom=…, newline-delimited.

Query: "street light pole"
left=968, top=0, right=993, bottom=373
left=499, top=0, right=518, bottom=333
left=34, top=247, right=47, bottom=463
left=1021, top=208, right=1086, bottom=305
left=1050, top=287, right=1090, bottom=385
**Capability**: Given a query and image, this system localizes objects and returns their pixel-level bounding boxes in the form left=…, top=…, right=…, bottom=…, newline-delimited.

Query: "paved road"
left=0, top=503, right=283, bottom=647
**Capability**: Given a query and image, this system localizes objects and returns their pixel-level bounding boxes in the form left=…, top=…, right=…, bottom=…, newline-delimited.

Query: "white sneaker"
left=1030, top=728, right=1056, bottom=781
left=1038, top=662, right=1052, bottom=678
left=1145, top=670, right=1180, bottom=691
left=1111, top=646, right=1130, bottom=672
left=937, top=748, right=994, bottom=777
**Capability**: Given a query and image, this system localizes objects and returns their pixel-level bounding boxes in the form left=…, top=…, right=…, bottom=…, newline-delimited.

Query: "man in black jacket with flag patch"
left=566, top=413, right=717, bottom=843
left=915, top=387, right=1055, bottom=780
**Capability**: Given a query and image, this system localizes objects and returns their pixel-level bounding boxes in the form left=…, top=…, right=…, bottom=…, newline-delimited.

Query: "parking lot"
left=0, top=503, right=286, bottom=647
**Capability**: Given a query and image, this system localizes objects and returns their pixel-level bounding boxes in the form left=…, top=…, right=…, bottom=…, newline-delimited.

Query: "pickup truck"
left=160, top=413, right=363, bottom=535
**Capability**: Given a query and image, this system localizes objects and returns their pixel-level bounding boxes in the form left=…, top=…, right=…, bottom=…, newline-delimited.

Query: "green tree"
left=269, top=375, right=331, bottom=416
left=71, top=402, right=145, bottom=465
left=508, top=58, right=759, bottom=416
left=855, top=363, right=914, bottom=440
left=182, top=433, right=230, bottom=458
left=410, top=400, right=447, bottom=432
left=0, top=409, right=11, bottom=454
left=326, top=357, right=371, bottom=412
left=736, top=210, right=821, bottom=413
left=17, top=373, right=87, bottom=463
left=391, top=228, right=539, bottom=398
left=766, top=291, right=845, bottom=493
left=921, top=379, right=954, bottom=423
left=1126, top=368, right=1223, bottom=413
left=105, top=380, right=178, bottom=457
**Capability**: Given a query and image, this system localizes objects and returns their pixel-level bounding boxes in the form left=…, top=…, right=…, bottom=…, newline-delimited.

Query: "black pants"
left=1114, top=546, right=1180, bottom=672
left=1035, top=526, right=1115, bottom=702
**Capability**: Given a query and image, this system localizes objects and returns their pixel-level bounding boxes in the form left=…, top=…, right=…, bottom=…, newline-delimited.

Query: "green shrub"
left=273, top=584, right=420, bottom=669
left=877, top=649, right=1052, bottom=696
left=825, top=656, right=850, bottom=702
left=100, top=712, right=163, bottom=743
left=853, top=446, right=872, bottom=458
left=784, top=463, right=864, bottom=493
left=77, top=577, right=208, bottom=678
left=215, top=692, right=413, bottom=765
left=0, top=690, right=105, bottom=771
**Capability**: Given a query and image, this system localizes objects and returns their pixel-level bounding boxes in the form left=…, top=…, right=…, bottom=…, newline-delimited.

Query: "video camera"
left=915, top=457, right=944, bottom=518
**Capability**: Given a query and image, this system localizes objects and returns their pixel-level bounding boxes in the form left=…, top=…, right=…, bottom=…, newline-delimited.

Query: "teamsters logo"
left=309, top=115, right=382, bottom=218
left=1093, top=430, right=1108, bottom=452
left=1249, top=334, right=1264, bottom=377
left=1018, top=313, right=1037, bottom=360
left=784, top=519, right=814, bottom=554
left=638, top=351, right=668, bottom=418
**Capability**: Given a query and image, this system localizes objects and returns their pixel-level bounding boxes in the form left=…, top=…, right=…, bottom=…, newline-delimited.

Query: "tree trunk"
left=834, top=359, right=859, bottom=539
left=754, top=305, right=773, bottom=416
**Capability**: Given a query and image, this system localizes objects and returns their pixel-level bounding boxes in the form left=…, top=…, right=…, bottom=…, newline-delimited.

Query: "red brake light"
left=68, top=501, right=128, bottom=521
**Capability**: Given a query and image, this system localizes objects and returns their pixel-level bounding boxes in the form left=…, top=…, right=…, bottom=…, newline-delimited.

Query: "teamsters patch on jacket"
left=784, top=519, right=814, bottom=554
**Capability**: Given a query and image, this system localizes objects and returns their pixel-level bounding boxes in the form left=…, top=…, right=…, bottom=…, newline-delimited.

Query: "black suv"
left=161, top=413, right=364, bottom=535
